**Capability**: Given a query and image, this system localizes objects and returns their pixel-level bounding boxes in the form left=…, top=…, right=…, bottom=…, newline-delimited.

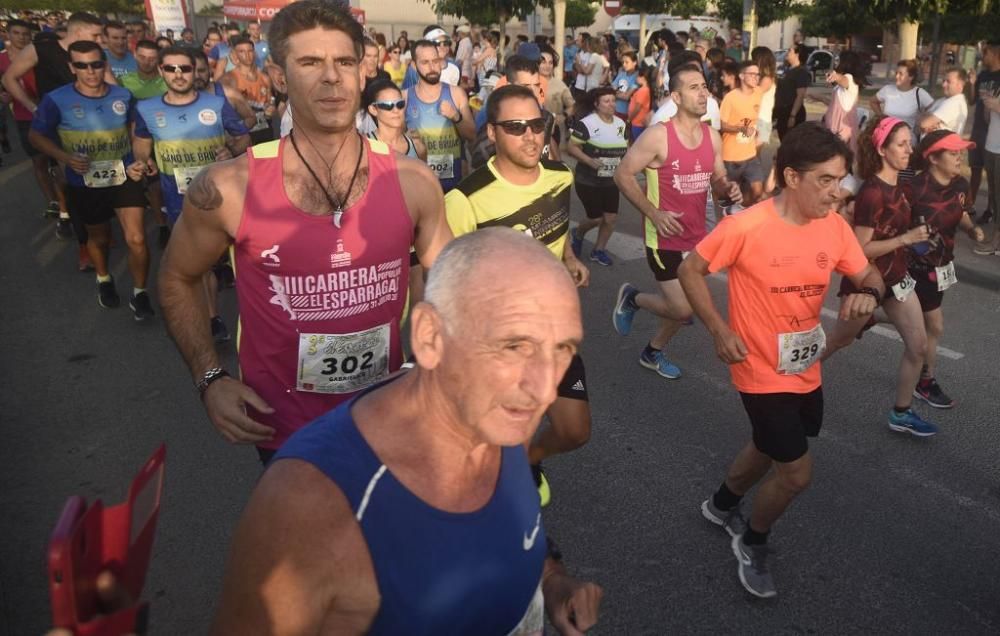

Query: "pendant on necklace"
left=333, top=208, right=343, bottom=228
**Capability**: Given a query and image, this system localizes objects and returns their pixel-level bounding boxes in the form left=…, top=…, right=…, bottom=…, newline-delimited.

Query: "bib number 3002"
left=297, top=324, right=390, bottom=394
left=83, top=159, right=126, bottom=188
left=776, top=324, right=826, bottom=375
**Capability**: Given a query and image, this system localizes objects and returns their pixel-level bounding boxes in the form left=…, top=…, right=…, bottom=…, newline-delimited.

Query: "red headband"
left=871, top=117, right=904, bottom=150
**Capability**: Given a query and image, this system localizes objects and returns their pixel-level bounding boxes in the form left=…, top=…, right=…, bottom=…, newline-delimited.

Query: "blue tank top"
left=367, top=130, right=419, bottom=158
left=274, top=388, right=546, bottom=635
left=405, top=85, right=462, bottom=192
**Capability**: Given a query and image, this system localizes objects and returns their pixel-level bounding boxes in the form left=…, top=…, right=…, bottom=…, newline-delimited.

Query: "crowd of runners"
left=3, top=2, right=999, bottom=630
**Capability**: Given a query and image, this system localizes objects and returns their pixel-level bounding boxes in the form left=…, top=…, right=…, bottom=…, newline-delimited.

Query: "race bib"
left=296, top=324, right=390, bottom=394
left=174, top=165, right=207, bottom=195
left=891, top=273, right=916, bottom=302
left=776, top=324, right=825, bottom=375
left=597, top=157, right=621, bottom=178
left=427, top=154, right=455, bottom=180
left=935, top=261, right=957, bottom=291
left=83, top=159, right=126, bottom=188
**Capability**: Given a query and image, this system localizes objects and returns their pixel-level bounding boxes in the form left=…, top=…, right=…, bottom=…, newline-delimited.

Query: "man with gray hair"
left=211, top=227, right=603, bottom=634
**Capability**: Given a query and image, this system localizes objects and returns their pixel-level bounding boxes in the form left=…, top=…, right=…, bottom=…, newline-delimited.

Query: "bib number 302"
left=776, top=324, right=825, bottom=375
left=297, top=324, right=390, bottom=394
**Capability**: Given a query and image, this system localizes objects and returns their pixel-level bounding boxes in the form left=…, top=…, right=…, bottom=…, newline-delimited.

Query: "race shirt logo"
left=816, top=252, right=829, bottom=269
left=198, top=109, right=218, bottom=125
left=111, top=100, right=127, bottom=116
left=155, top=112, right=168, bottom=128
left=72, top=104, right=85, bottom=119
left=260, top=244, right=281, bottom=266
left=330, top=240, right=352, bottom=269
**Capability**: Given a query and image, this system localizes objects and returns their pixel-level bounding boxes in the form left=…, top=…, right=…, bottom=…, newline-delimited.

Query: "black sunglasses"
left=373, top=99, right=405, bottom=111
left=491, top=118, right=546, bottom=136
left=71, top=60, right=106, bottom=70
left=161, top=64, right=194, bottom=74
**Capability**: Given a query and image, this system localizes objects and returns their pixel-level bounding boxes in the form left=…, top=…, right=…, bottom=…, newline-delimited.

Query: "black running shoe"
left=913, top=377, right=955, bottom=409
left=157, top=225, right=171, bottom=249
left=211, top=316, right=231, bottom=342
left=55, top=218, right=74, bottom=240
left=129, top=291, right=155, bottom=321
left=98, top=278, right=120, bottom=309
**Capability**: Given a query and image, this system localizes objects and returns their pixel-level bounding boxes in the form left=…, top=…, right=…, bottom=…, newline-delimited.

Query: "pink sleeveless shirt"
left=643, top=121, right=715, bottom=252
left=234, top=137, right=412, bottom=449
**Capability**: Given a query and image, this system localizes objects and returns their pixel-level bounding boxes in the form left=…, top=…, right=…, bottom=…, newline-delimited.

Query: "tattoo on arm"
left=188, top=171, right=224, bottom=211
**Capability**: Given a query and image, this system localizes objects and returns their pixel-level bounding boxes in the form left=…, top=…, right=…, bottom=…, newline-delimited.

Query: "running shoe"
left=211, top=316, right=231, bottom=343
left=531, top=463, right=551, bottom=507
left=589, top=249, right=612, bottom=267
left=77, top=245, right=93, bottom=272
left=570, top=228, right=583, bottom=257
left=157, top=225, right=171, bottom=249
left=888, top=408, right=938, bottom=437
left=701, top=498, right=747, bottom=537
left=913, top=378, right=955, bottom=409
left=97, top=278, right=120, bottom=309
left=612, top=283, right=639, bottom=335
left=731, top=534, right=777, bottom=598
left=129, top=291, right=155, bottom=321
left=55, top=218, right=74, bottom=240
left=45, top=201, right=61, bottom=219
left=639, top=349, right=682, bottom=379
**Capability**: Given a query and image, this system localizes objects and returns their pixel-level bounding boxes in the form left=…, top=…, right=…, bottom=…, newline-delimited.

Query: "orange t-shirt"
left=629, top=84, right=651, bottom=127
left=719, top=87, right=761, bottom=162
left=695, top=199, right=869, bottom=394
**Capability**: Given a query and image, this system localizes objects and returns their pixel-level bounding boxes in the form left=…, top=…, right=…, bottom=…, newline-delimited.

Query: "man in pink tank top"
left=611, top=63, right=742, bottom=380
left=159, top=0, right=453, bottom=464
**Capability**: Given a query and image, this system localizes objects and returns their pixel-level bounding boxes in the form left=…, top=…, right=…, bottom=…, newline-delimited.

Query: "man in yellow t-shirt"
left=720, top=60, right=764, bottom=204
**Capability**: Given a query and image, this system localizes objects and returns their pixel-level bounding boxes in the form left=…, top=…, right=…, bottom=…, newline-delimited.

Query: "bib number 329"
left=83, top=159, right=126, bottom=188
left=776, top=324, right=825, bottom=375
left=297, top=324, right=390, bottom=394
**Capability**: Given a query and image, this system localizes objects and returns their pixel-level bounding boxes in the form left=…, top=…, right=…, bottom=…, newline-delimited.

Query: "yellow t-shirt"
left=719, top=88, right=762, bottom=162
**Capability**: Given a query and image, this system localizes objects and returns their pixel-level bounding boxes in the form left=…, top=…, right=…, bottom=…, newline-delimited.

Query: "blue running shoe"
left=590, top=249, right=612, bottom=267
left=570, top=228, right=583, bottom=257
left=888, top=408, right=938, bottom=437
left=638, top=349, right=682, bottom=379
left=613, top=283, right=639, bottom=335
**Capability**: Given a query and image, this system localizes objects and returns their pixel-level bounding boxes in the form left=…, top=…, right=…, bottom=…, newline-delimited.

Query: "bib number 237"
left=297, top=324, right=390, bottom=394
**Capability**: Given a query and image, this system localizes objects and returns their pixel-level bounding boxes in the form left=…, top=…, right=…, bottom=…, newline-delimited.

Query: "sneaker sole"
left=701, top=500, right=740, bottom=537
left=99, top=297, right=120, bottom=309
left=888, top=421, right=937, bottom=437
left=638, top=356, right=681, bottom=379
left=912, top=390, right=955, bottom=409
left=590, top=257, right=612, bottom=267
left=731, top=535, right=777, bottom=599
left=128, top=301, right=153, bottom=321
left=612, top=284, right=635, bottom=336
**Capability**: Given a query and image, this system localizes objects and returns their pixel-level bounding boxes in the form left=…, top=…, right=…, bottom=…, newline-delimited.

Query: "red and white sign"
left=603, top=0, right=622, bottom=17
left=144, top=0, right=189, bottom=34
left=223, top=0, right=365, bottom=23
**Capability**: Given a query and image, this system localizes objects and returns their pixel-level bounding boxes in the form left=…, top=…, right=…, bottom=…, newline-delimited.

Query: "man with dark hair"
left=773, top=43, right=810, bottom=141
left=104, top=21, right=137, bottom=79
left=191, top=48, right=257, bottom=131
left=246, top=21, right=269, bottom=69
left=720, top=59, right=764, bottom=204
left=970, top=42, right=1000, bottom=225
left=159, top=0, right=452, bottom=463
left=678, top=122, right=885, bottom=598
left=180, top=27, right=196, bottom=46
left=209, top=22, right=242, bottom=80
left=221, top=36, right=274, bottom=144
left=29, top=40, right=153, bottom=317
left=361, top=37, right=391, bottom=85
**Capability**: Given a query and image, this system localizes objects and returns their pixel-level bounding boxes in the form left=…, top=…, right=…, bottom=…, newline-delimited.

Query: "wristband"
left=196, top=367, right=230, bottom=396
left=857, top=286, right=882, bottom=305
left=451, top=111, right=463, bottom=124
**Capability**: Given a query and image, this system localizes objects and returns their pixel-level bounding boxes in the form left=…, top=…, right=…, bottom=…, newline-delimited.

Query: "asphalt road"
left=1, top=138, right=999, bottom=635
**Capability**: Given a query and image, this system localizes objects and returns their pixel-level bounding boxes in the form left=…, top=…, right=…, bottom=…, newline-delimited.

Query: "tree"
left=621, top=0, right=708, bottom=55
left=798, top=0, right=862, bottom=41
left=714, top=0, right=802, bottom=29
left=426, top=0, right=537, bottom=64
left=554, top=0, right=598, bottom=30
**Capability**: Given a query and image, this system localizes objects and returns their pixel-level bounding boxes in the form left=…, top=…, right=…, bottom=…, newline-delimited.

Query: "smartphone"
left=48, top=444, right=165, bottom=635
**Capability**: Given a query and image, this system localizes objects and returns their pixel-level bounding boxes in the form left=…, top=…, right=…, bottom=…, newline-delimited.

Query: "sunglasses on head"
left=161, top=64, right=194, bottom=74
left=373, top=99, right=405, bottom=111
left=491, top=118, right=546, bottom=136
left=71, top=60, right=106, bottom=70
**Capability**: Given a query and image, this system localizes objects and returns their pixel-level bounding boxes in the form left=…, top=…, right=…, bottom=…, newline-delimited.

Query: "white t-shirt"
left=650, top=96, right=721, bottom=130
left=586, top=54, right=608, bottom=91
left=835, top=74, right=859, bottom=111
left=574, top=52, right=591, bottom=91
left=929, top=94, right=968, bottom=134
left=758, top=83, right=776, bottom=123
left=985, top=110, right=1000, bottom=153
left=441, top=60, right=461, bottom=86
left=876, top=84, right=933, bottom=130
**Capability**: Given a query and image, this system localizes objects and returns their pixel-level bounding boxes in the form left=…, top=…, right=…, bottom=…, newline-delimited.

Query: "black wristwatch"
left=451, top=111, right=463, bottom=124
left=196, top=367, right=230, bottom=397
left=857, top=286, right=882, bottom=305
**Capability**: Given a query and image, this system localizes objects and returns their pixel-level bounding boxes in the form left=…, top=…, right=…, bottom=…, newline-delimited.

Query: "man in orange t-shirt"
left=678, top=123, right=884, bottom=599
left=719, top=60, right=764, bottom=204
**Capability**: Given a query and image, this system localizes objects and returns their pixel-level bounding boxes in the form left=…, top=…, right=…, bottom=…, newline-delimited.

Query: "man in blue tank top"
left=211, top=228, right=603, bottom=634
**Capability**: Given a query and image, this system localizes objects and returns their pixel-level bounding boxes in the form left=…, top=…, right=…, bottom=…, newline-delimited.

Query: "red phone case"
left=48, top=444, right=165, bottom=635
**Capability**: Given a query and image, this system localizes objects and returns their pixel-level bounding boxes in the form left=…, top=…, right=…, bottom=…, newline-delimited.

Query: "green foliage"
left=427, top=0, right=538, bottom=25
left=796, top=0, right=996, bottom=39
left=2, top=0, right=143, bottom=11
left=621, top=0, right=708, bottom=16
left=553, top=0, right=598, bottom=29
left=714, top=0, right=802, bottom=28
left=798, top=0, right=862, bottom=39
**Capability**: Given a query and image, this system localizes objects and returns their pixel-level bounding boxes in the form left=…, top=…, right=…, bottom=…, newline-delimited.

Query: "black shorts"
left=911, top=267, right=944, bottom=312
left=740, top=388, right=823, bottom=463
left=646, top=247, right=685, bottom=282
left=556, top=354, right=588, bottom=401
left=575, top=181, right=620, bottom=218
left=969, top=136, right=986, bottom=168
left=15, top=120, right=40, bottom=158
left=65, top=179, right=147, bottom=226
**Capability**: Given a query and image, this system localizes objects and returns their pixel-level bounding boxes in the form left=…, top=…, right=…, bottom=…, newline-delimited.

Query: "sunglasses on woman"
left=71, top=60, right=106, bottom=70
left=374, top=99, right=406, bottom=111
left=491, top=118, right=546, bottom=135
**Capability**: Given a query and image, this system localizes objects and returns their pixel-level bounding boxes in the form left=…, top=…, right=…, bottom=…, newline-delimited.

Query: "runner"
left=822, top=116, right=938, bottom=436
left=191, top=49, right=257, bottom=131
left=158, top=0, right=452, bottom=463
left=719, top=60, right=764, bottom=205
left=29, top=41, right=153, bottom=319
left=246, top=21, right=269, bottom=70
left=567, top=87, right=627, bottom=267
left=612, top=63, right=741, bottom=380
left=445, top=84, right=591, bottom=507
left=132, top=46, right=250, bottom=342
left=904, top=130, right=985, bottom=409
left=210, top=229, right=602, bottom=634
left=404, top=38, right=475, bottom=193
left=968, top=42, right=1000, bottom=225
left=678, top=123, right=884, bottom=598
left=103, top=21, right=137, bottom=79
left=221, top=37, right=274, bottom=145
left=209, top=23, right=242, bottom=81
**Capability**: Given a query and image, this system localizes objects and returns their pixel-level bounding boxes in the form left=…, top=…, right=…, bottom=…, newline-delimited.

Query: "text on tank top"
left=273, top=386, right=547, bottom=636
left=644, top=120, right=715, bottom=251
left=233, top=137, right=412, bottom=449
left=405, top=85, right=462, bottom=186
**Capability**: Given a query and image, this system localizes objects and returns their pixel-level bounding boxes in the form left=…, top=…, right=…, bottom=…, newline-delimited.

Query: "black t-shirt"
left=775, top=66, right=810, bottom=113
left=972, top=69, right=1000, bottom=137
left=367, top=69, right=392, bottom=84
left=34, top=38, right=73, bottom=98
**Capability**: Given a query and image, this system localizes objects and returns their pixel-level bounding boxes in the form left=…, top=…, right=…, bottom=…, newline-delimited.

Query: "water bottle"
left=910, top=215, right=931, bottom=256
